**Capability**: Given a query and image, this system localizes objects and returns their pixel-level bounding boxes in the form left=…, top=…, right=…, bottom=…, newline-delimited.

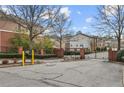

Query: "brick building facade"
left=0, top=30, right=15, bottom=52
left=0, top=19, right=22, bottom=52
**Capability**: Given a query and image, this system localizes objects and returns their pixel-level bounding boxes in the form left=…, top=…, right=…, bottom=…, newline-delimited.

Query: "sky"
left=1, top=5, right=99, bottom=35
left=62, top=5, right=99, bottom=35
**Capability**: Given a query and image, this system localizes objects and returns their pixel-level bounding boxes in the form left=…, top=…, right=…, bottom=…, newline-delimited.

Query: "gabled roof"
left=0, top=13, right=43, bottom=29
left=72, top=32, right=96, bottom=39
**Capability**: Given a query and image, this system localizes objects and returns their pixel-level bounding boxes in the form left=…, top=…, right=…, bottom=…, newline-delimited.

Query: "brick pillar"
left=108, top=49, right=112, bottom=61
left=80, top=48, right=85, bottom=59
left=58, top=48, right=64, bottom=58
left=18, top=46, right=23, bottom=54
left=54, top=48, right=64, bottom=58
left=112, top=51, right=117, bottom=61
left=108, top=48, right=117, bottom=61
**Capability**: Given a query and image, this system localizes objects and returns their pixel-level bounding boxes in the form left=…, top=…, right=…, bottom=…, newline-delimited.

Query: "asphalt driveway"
left=0, top=58, right=123, bottom=87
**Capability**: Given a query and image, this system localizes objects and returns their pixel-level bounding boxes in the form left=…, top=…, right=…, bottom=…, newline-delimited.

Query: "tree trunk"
left=60, top=39, right=62, bottom=49
left=29, top=29, right=33, bottom=51
left=29, top=38, right=33, bottom=50
left=117, top=37, right=121, bottom=51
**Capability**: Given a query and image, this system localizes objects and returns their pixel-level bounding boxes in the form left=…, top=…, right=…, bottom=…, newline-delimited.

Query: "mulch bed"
left=103, top=60, right=124, bottom=65
left=0, top=61, right=46, bottom=68
left=110, top=61, right=124, bottom=65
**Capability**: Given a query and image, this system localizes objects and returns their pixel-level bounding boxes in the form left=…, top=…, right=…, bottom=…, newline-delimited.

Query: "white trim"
left=0, top=29, right=18, bottom=33
left=0, top=29, right=44, bottom=37
left=0, top=29, right=30, bottom=35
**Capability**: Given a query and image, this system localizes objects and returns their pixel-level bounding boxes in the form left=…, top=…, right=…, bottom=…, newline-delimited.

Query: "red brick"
left=80, top=48, right=85, bottom=59
left=0, top=31, right=15, bottom=52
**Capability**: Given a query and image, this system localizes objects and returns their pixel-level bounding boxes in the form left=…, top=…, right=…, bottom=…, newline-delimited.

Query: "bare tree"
left=52, top=11, right=71, bottom=49
left=0, top=5, right=60, bottom=50
left=94, top=5, right=124, bottom=50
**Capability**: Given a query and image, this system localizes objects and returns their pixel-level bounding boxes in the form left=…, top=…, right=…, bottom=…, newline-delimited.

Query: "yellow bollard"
left=22, top=51, right=25, bottom=66
left=32, top=49, right=35, bottom=65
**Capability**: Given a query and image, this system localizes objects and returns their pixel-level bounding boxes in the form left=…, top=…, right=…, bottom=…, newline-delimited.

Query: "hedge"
left=64, top=50, right=92, bottom=55
left=117, top=50, right=124, bottom=62
left=96, top=47, right=107, bottom=52
left=25, top=54, right=57, bottom=59
left=64, top=51, right=80, bottom=55
left=0, top=53, right=57, bottom=59
left=0, top=53, right=21, bottom=58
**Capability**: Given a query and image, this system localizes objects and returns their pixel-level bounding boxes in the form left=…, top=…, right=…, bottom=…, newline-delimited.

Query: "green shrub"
left=64, top=51, right=80, bottom=55
left=0, top=53, right=21, bottom=58
left=117, top=50, right=124, bottom=62
left=26, top=54, right=57, bottom=59
left=64, top=50, right=92, bottom=55
left=44, top=48, right=54, bottom=54
left=96, top=47, right=100, bottom=52
left=96, top=47, right=107, bottom=52
left=7, top=48, right=18, bottom=53
left=85, top=48, right=91, bottom=54
left=0, top=53, right=57, bottom=59
left=104, top=47, right=107, bottom=51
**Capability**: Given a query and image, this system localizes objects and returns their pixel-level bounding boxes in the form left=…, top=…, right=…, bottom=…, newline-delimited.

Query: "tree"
left=52, top=10, right=71, bottom=48
left=9, top=32, right=29, bottom=52
left=34, top=36, right=53, bottom=54
left=95, top=5, right=124, bottom=50
left=43, top=36, right=54, bottom=49
left=43, top=36, right=54, bottom=53
left=0, top=5, right=60, bottom=50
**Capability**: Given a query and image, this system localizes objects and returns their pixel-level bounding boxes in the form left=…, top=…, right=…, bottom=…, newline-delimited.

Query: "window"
left=80, top=44, right=83, bottom=48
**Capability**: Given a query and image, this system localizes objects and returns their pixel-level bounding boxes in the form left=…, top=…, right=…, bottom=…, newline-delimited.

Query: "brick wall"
left=0, top=20, right=19, bottom=31
left=108, top=49, right=117, bottom=62
left=0, top=20, right=25, bottom=52
left=0, top=31, right=15, bottom=52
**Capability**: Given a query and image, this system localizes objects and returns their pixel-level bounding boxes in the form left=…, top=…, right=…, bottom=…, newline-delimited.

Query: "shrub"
left=85, top=48, right=91, bottom=54
left=96, top=47, right=107, bottom=52
left=26, top=54, right=57, bottom=59
left=96, top=47, right=100, bottom=52
left=64, top=51, right=80, bottom=55
left=0, top=53, right=21, bottom=58
left=7, top=48, right=18, bottom=53
left=64, top=50, right=92, bottom=55
left=44, top=48, right=54, bottom=54
left=117, top=50, right=124, bottom=62
left=104, top=47, right=107, bottom=51
left=0, top=53, right=57, bottom=59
